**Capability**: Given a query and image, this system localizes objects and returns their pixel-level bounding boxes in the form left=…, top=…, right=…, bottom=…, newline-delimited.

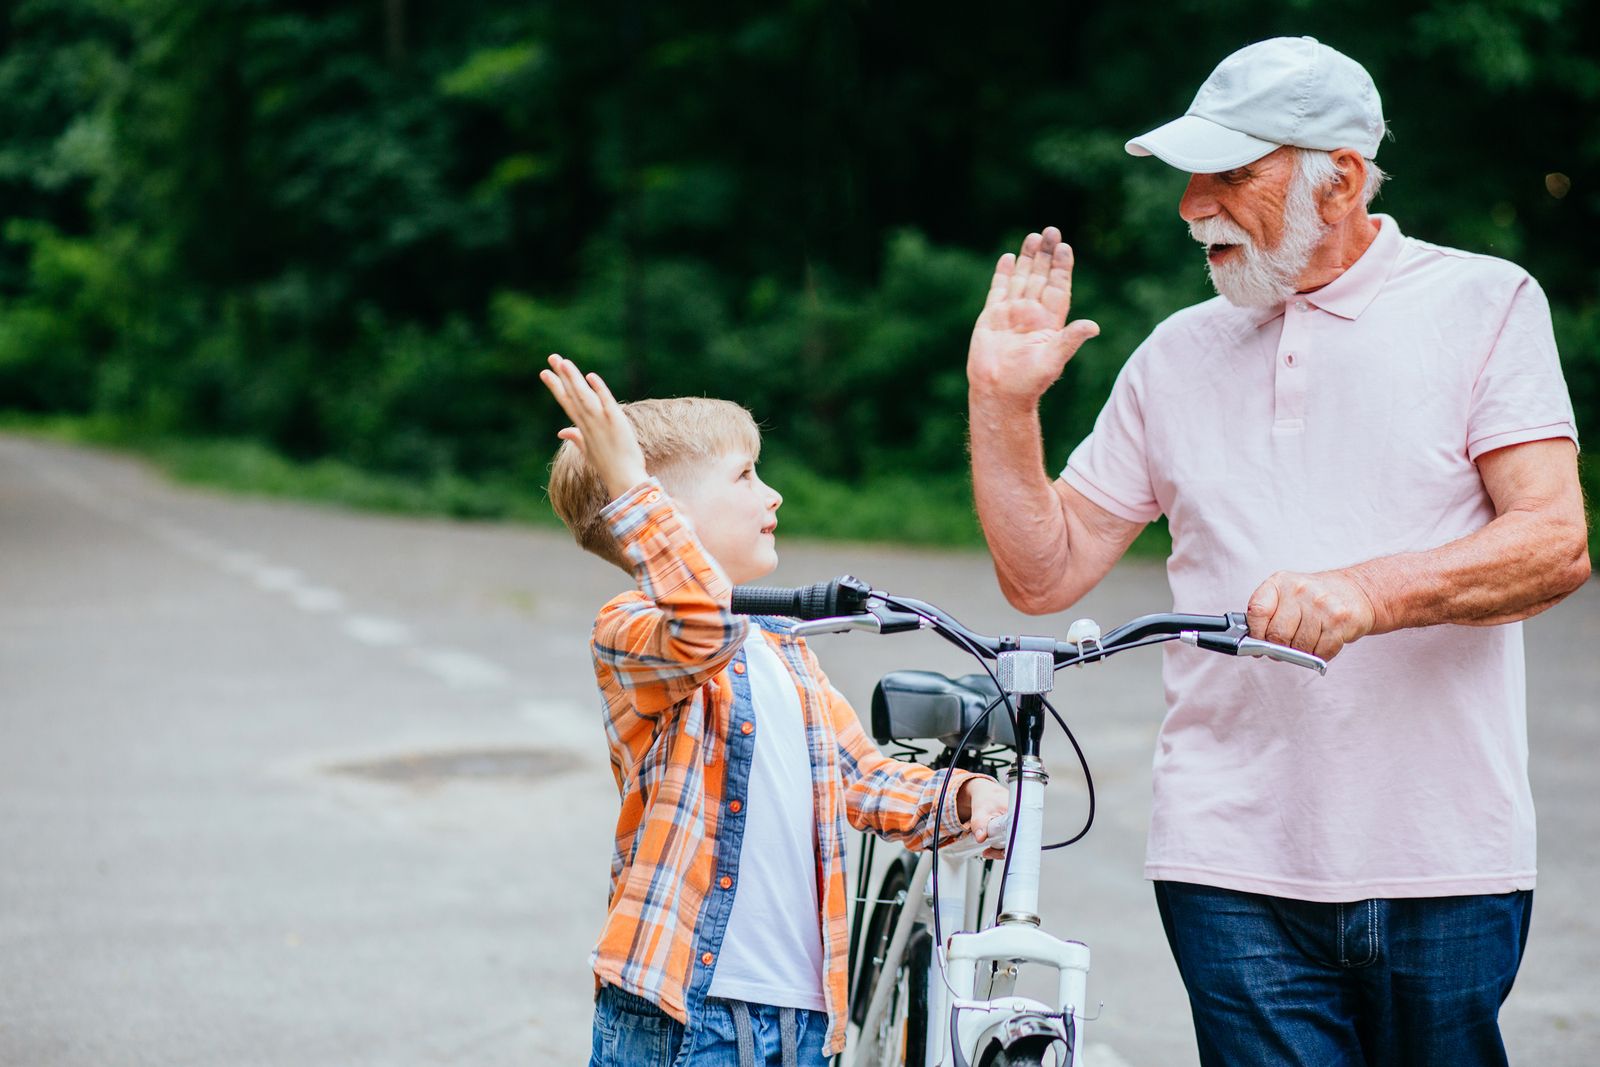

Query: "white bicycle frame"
left=848, top=649, right=1087, bottom=1067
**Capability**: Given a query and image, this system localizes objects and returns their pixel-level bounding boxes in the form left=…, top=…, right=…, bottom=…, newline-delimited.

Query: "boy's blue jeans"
left=1155, top=881, right=1533, bottom=1067
left=588, top=985, right=828, bottom=1067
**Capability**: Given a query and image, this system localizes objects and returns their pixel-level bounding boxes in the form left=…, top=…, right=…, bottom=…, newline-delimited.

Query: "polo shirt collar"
left=1247, top=213, right=1403, bottom=326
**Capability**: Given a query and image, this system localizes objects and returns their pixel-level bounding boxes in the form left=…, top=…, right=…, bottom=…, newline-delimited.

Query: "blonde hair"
left=547, top=396, right=762, bottom=571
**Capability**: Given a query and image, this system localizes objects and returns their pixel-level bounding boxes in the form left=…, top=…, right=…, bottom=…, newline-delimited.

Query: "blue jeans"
left=1154, top=881, right=1533, bottom=1067
left=588, top=985, right=828, bottom=1067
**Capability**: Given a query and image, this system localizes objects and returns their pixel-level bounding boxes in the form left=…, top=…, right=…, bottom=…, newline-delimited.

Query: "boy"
left=540, top=354, right=1009, bottom=1066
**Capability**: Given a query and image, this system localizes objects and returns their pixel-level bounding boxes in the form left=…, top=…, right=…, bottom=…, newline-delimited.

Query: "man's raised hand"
left=967, top=227, right=1100, bottom=406
left=539, top=354, right=649, bottom=500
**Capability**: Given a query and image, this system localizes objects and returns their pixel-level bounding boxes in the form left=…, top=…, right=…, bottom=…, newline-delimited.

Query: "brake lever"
left=1180, top=630, right=1328, bottom=675
left=790, top=615, right=883, bottom=638
left=869, top=602, right=930, bottom=635
left=789, top=604, right=929, bottom=638
left=1236, top=637, right=1328, bottom=675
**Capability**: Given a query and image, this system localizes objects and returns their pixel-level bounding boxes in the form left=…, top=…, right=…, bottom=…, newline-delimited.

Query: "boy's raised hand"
left=540, top=354, right=649, bottom=500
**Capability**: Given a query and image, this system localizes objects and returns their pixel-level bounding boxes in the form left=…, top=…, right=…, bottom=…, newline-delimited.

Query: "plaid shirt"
left=587, top=479, right=973, bottom=1055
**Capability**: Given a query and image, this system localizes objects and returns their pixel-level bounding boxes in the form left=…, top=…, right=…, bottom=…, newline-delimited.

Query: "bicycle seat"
left=870, top=671, right=1018, bottom=750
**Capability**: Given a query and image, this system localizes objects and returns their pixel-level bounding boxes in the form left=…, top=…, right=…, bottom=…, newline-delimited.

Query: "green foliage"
left=1, top=0, right=1596, bottom=554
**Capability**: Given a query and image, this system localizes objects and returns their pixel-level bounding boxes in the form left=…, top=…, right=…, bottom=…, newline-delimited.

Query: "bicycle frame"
left=731, top=577, right=1327, bottom=1067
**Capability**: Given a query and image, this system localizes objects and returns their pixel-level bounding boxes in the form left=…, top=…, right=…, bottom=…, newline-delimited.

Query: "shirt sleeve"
left=793, top=638, right=978, bottom=849
left=1060, top=347, right=1164, bottom=523
left=1466, top=275, right=1579, bottom=460
left=591, top=478, right=748, bottom=717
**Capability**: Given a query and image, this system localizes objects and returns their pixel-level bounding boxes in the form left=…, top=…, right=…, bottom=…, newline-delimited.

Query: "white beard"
left=1190, top=174, right=1330, bottom=309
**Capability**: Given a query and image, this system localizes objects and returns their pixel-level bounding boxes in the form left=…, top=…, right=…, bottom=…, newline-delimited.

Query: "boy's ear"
left=651, top=463, right=693, bottom=500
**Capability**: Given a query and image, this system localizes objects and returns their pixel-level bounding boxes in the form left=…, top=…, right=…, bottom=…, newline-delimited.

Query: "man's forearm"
left=968, top=392, right=1074, bottom=613
left=1347, top=506, right=1591, bottom=634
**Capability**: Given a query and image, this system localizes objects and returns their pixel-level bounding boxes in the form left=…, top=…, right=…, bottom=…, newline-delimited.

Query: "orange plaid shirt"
left=586, top=479, right=974, bottom=1055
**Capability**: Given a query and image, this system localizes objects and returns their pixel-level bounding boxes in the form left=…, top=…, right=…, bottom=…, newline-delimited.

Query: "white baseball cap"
left=1125, top=36, right=1385, bottom=173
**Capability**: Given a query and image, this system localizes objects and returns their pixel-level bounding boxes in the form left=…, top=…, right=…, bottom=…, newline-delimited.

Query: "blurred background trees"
left=2, top=0, right=1595, bottom=541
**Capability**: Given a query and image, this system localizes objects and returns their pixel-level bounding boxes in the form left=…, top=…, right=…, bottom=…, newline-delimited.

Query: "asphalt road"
left=2, top=433, right=1595, bottom=1065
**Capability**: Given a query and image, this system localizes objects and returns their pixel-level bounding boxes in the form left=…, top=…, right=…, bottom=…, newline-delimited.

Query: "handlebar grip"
left=730, top=576, right=872, bottom=619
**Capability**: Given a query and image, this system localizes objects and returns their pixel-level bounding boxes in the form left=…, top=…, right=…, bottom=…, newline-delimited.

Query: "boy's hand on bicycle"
left=957, top=776, right=1012, bottom=860
left=540, top=354, right=650, bottom=501
left=967, top=226, right=1101, bottom=408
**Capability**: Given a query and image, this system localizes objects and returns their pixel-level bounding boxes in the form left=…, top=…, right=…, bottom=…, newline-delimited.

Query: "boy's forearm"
left=842, top=763, right=977, bottom=848
left=826, top=678, right=977, bottom=846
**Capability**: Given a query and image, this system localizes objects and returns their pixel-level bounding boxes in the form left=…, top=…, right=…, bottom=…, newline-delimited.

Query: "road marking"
left=412, top=648, right=510, bottom=689
left=219, top=550, right=267, bottom=574
left=342, top=615, right=414, bottom=647
left=519, top=699, right=574, bottom=723
left=17, top=440, right=544, bottom=711
left=251, top=565, right=304, bottom=591
left=290, top=586, right=345, bottom=613
left=140, top=518, right=225, bottom=561
left=518, top=699, right=594, bottom=751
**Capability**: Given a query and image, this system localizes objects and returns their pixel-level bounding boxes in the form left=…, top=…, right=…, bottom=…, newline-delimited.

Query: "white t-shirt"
left=1062, top=215, right=1577, bottom=902
left=707, top=633, right=827, bottom=1010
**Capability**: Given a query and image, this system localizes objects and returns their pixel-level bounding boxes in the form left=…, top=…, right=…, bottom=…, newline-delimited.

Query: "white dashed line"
left=251, top=565, right=304, bottom=592
left=141, top=519, right=223, bottom=561
left=219, top=550, right=267, bottom=575
left=342, top=615, right=415, bottom=647
left=17, top=440, right=540, bottom=708
left=289, top=586, right=345, bottom=613
left=412, top=649, right=510, bottom=689
left=517, top=699, right=594, bottom=751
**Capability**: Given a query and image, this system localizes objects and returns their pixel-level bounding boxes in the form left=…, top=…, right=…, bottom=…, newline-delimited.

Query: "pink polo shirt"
left=1063, top=215, right=1578, bottom=901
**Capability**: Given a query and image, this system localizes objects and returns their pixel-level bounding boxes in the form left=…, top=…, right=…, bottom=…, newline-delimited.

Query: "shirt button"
left=729, top=800, right=742, bottom=814
left=1295, top=300, right=1310, bottom=312
left=732, top=662, right=746, bottom=675
left=719, top=875, right=733, bottom=890
left=1284, top=352, right=1297, bottom=367
left=701, top=951, right=714, bottom=966
left=644, top=490, right=660, bottom=503
left=740, top=721, right=754, bottom=735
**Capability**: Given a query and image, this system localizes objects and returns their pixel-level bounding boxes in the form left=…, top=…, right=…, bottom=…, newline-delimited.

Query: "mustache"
left=1189, top=217, right=1252, bottom=246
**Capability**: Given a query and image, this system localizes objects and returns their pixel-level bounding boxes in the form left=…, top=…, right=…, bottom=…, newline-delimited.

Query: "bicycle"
left=729, top=576, right=1327, bottom=1067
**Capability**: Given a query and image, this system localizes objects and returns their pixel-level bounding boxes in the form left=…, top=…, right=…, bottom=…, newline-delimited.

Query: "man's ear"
left=1321, top=148, right=1368, bottom=224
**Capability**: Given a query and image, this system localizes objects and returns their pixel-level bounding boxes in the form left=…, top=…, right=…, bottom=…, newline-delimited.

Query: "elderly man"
left=966, top=36, right=1589, bottom=1067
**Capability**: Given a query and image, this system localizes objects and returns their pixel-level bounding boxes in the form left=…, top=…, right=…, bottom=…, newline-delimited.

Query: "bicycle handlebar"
left=729, top=575, right=873, bottom=619
left=731, top=576, right=1327, bottom=676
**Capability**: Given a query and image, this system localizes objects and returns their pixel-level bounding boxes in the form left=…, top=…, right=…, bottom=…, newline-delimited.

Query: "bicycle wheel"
left=977, top=1042, right=1065, bottom=1066
left=972, top=1017, right=1074, bottom=1067
left=849, top=856, right=932, bottom=1065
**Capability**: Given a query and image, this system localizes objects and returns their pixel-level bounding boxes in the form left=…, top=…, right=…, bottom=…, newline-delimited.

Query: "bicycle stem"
left=993, top=654, right=1054, bottom=928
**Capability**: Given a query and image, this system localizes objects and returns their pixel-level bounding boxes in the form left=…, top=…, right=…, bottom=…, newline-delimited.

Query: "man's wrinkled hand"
left=967, top=226, right=1100, bottom=406
left=1246, top=570, right=1379, bottom=662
